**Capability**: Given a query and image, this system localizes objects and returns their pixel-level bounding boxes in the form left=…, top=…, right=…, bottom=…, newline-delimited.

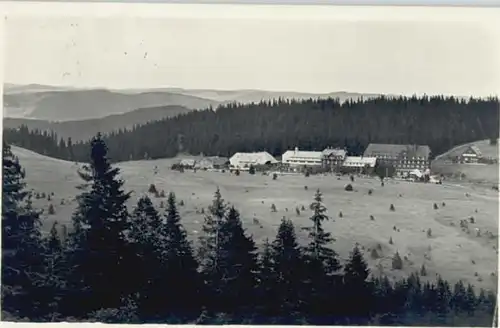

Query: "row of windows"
left=285, top=159, right=321, bottom=164
left=370, top=154, right=427, bottom=161
left=396, top=164, right=426, bottom=168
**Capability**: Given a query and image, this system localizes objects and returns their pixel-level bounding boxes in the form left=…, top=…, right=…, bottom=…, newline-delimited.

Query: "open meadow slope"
left=431, top=139, right=499, bottom=186
left=12, top=146, right=499, bottom=293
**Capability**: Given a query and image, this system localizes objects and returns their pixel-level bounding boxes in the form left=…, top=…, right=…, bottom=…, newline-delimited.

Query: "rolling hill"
left=120, top=88, right=383, bottom=104
left=431, top=139, right=499, bottom=187
left=3, top=88, right=220, bottom=121
left=12, top=146, right=498, bottom=293
left=3, top=105, right=193, bottom=142
left=4, top=83, right=385, bottom=121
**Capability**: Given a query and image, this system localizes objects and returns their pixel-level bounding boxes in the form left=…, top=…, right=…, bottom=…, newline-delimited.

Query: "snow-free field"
left=12, top=146, right=499, bottom=292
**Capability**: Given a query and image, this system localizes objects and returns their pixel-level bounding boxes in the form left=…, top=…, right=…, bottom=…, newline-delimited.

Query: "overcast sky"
left=3, top=4, right=500, bottom=96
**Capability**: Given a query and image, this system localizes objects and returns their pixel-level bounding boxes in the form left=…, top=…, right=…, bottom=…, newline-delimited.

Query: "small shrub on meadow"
left=273, top=173, right=278, bottom=180
left=304, top=185, right=308, bottom=190
left=389, top=237, right=394, bottom=245
left=370, top=215, right=375, bottom=221
left=392, top=251, right=403, bottom=270
left=179, top=200, right=185, bottom=206
left=339, top=211, right=343, bottom=218
left=390, top=204, right=395, bottom=211
left=420, top=264, right=427, bottom=276
left=371, top=248, right=380, bottom=259
left=368, top=189, right=373, bottom=195
left=433, top=203, right=438, bottom=210
left=271, top=204, right=277, bottom=212
left=48, top=204, right=55, bottom=215
left=296, top=207, right=300, bottom=216
left=159, top=190, right=166, bottom=198
left=345, top=184, right=353, bottom=192
left=427, top=228, right=432, bottom=238
left=148, top=184, right=157, bottom=194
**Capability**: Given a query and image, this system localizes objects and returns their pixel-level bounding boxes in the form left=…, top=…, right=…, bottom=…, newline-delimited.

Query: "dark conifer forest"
left=4, top=95, right=499, bottom=163
left=1, top=135, right=498, bottom=325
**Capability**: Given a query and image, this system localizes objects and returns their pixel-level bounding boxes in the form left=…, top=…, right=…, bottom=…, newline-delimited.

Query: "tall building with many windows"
left=363, top=143, right=431, bottom=175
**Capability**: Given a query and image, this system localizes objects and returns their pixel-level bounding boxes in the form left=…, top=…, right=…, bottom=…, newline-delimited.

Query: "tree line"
left=4, top=95, right=499, bottom=163
left=2, top=134, right=497, bottom=325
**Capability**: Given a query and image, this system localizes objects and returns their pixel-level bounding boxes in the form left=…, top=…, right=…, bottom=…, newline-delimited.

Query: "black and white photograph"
left=1, top=2, right=499, bottom=326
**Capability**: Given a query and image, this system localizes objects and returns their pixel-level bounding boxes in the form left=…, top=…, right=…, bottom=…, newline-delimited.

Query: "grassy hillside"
left=3, top=89, right=219, bottom=121
left=431, top=139, right=499, bottom=186
left=13, top=146, right=498, bottom=293
left=3, top=105, right=193, bottom=142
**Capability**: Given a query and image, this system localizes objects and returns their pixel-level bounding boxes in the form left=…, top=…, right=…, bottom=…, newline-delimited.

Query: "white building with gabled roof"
left=281, top=147, right=323, bottom=166
left=229, top=151, right=278, bottom=170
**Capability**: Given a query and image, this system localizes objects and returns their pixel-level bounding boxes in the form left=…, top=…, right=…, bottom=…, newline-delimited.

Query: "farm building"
left=363, top=143, right=431, bottom=175
left=179, top=158, right=196, bottom=168
left=194, top=156, right=229, bottom=170
left=456, top=145, right=482, bottom=163
left=322, top=147, right=347, bottom=171
left=341, top=156, right=377, bottom=173
left=281, top=147, right=323, bottom=167
left=229, top=152, right=278, bottom=170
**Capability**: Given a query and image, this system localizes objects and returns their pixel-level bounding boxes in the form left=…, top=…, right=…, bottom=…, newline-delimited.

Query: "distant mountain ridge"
left=3, top=83, right=384, bottom=121
left=3, top=88, right=220, bottom=121
left=3, top=105, right=193, bottom=142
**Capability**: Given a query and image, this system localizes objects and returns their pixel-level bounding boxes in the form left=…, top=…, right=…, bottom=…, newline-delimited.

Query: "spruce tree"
left=342, top=245, right=373, bottom=324
left=464, top=283, right=477, bottom=315
left=198, top=187, right=226, bottom=274
left=36, top=222, right=68, bottom=321
left=161, top=192, right=202, bottom=319
left=64, top=133, right=133, bottom=317
left=451, top=280, right=467, bottom=313
left=127, top=195, right=165, bottom=320
left=270, top=218, right=306, bottom=323
left=2, top=142, right=45, bottom=319
left=304, top=189, right=340, bottom=274
left=255, top=238, right=277, bottom=320
left=302, top=190, right=341, bottom=324
left=215, top=206, right=259, bottom=317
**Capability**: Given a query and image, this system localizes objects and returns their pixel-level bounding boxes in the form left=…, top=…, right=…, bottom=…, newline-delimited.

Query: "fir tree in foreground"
left=64, top=133, right=133, bottom=317
left=301, top=190, right=342, bottom=324
left=214, top=206, right=259, bottom=318
left=198, top=188, right=226, bottom=275
left=127, top=195, right=166, bottom=320
left=342, top=245, right=373, bottom=324
left=270, top=218, right=307, bottom=323
left=160, top=192, right=202, bottom=320
left=1, top=142, right=46, bottom=319
left=304, top=189, right=340, bottom=274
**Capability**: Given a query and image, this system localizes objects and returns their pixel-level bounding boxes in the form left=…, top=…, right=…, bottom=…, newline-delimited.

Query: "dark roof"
left=208, top=156, right=229, bottom=165
left=364, top=143, right=431, bottom=159
left=467, top=145, right=483, bottom=156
